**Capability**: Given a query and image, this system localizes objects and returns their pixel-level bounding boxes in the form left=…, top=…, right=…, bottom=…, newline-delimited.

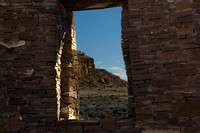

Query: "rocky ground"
left=79, top=86, right=128, bottom=120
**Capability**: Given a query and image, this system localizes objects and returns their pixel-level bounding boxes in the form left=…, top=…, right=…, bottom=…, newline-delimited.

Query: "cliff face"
left=77, top=51, right=127, bottom=90
left=78, top=51, right=95, bottom=76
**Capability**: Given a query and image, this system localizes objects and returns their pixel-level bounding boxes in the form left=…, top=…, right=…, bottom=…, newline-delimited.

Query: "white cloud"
left=98, top=65, right=108, bottom=69
left=108, top=66, right=123, bottom=71
left=96, top=61, right=103, bottom=64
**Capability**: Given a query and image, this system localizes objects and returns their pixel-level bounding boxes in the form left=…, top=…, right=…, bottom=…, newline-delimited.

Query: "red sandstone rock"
left=172, top=102, right=200, bottom=117
left=176, top=0, right=190, bottom=10
left=2, top=19, right=38, bottom=27
left=0, top=33, right=18, bottom=40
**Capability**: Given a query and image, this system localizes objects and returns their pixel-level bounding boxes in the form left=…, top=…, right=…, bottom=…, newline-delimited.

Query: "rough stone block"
left=2, top=19, right=38, bottom=27
left=172, top=102, right=200, bottom=117
left=4, top=122, right=25, bottom=131
left=176, top=0, right=190, bottom=10
left=179, top=27, right=193, bottom=35
left=0, top=40, right=25, bottom=48
left=84, top=125, right=102, bottom=131
left=142, top=129, right=180, bottom=133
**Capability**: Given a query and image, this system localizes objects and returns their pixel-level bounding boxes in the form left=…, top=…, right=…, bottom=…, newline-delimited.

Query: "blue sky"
left=74, top=7, right=127, bottom=80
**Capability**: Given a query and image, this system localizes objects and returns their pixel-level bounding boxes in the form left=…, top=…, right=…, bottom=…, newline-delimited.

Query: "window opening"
left=75, top=7, right=128, bottom=120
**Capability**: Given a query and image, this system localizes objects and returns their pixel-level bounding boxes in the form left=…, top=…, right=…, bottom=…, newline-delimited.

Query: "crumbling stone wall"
left=1, top=0, right=200, bottom=132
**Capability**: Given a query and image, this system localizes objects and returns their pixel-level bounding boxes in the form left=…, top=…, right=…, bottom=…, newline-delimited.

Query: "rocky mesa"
left=78, top=51, right=127, bottom=90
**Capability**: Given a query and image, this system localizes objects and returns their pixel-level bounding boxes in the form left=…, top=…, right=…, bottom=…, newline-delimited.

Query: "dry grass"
left=79, top=87, right=128, bottom=120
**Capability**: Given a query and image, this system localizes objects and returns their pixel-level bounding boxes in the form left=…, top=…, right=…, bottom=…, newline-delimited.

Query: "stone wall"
left=0, top=0, right=200, bottom=132
left=0, top=0, right=79, bottom=131
left=127, top=0, right=200, bottom=132
left=58, top=13, right=80, bottom=120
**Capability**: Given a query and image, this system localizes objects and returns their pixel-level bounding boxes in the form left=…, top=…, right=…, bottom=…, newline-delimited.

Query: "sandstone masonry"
left=0, top=0, right=200, bottom=133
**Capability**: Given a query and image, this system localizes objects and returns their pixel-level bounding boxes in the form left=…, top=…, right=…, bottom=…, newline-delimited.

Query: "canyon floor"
left=79, top=86, right=128, bottom=120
